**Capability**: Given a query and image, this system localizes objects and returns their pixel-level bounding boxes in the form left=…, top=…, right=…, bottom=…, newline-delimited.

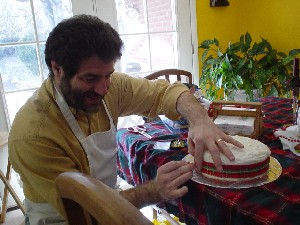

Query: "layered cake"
left=185, top=135, right=271, bottom=182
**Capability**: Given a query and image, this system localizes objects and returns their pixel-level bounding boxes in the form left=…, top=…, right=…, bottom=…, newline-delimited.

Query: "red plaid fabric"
left=117, top=97, right=300, bottom=225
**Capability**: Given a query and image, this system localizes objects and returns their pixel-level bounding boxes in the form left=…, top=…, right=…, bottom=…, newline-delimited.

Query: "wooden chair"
left=55, top=172, right=153, bottom=225
left=145, top=69, right=193, bottom=86
left=0, top=132, right=25, bottom=223
left=143, top=69, right=193, bottom=122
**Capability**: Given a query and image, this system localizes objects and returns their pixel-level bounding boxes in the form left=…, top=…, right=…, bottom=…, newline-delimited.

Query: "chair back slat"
left=145, top=69, right=192, bottom=85
left=55, top=172, right=153, bottom=225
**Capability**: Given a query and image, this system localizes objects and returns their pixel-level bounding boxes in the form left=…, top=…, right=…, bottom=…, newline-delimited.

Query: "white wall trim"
left=0, top=75, right=9, bottom=132
left=190, top=0, right=199, bottom=87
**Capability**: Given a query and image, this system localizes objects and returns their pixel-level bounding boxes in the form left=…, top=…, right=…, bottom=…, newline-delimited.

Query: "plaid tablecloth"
left=117, top=97, right=300, bottom=225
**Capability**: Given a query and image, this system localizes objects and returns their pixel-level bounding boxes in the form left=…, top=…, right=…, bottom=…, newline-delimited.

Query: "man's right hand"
left=154, top=160, right=194, bottom=200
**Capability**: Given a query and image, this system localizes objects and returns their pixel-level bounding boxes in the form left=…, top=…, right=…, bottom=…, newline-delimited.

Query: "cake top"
left=203, top=135, right=271, bottom=165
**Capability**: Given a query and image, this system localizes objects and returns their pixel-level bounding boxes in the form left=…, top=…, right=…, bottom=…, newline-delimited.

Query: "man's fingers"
left=155, top=160, right=194, bottom=200
left=216, top=139, right=235, bottom=161
left=161, top=171, right=192, bottom=199
left=187, top=137, right=195, bottom=156
left=167, top=185, right=189, bottom=199
left=215, top=135, right=244, bottom=162
left=158, top=161, right=194, bottom=181
left=222, top=135, right=244, bottom=148
left=194, top=140, right=204, bottom=172
left=204, top=139, right=224, bottom=172
left=158, top=160, right=192, bottom=174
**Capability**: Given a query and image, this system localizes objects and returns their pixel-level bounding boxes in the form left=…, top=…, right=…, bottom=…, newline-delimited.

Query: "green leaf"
left=245, top=32, right=252, bottom=45
left=199, top=32, right=299, bottom=100
left=217, top=49, right=224, bottom=57
left=201, top=49, right=210, bottom=62
left=289, top=49, right=300, bottom=56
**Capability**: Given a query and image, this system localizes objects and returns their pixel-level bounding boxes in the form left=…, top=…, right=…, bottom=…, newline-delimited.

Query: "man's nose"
left=94, top=80, right=108, bottom=95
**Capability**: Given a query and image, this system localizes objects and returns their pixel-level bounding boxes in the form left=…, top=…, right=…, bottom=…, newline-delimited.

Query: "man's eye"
left=85, top=77, right=96, bottom=82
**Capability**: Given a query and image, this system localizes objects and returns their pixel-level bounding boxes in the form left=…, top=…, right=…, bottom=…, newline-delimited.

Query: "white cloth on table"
left=274, top=125, right=300, bottom=156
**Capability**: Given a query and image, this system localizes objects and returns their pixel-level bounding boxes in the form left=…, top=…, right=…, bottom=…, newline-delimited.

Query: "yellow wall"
left=196, top=0, right=300, bottom=71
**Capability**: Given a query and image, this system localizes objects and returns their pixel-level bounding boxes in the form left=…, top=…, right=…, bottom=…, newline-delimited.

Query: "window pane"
left=115, top=0, right=178, bottom=77
left=33, top=0, right=72, bottom=41
left=115, top=0, right=147, bottom=34
left=5, top=90, right=36, bottom=124
left=147, top=0, right=176, bottom=32
left=0, top=0, right=72, bottom=126
left=120, top=34, right=150, bottom=73
left=150, top=32, right=177, bottom=70
left=0, top=45, right=42, bottom=92
left=0, top=0, right=34, bottom=44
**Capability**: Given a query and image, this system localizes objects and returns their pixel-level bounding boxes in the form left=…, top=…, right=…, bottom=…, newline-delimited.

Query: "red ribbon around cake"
left=201, top=158, right=270, bottom=179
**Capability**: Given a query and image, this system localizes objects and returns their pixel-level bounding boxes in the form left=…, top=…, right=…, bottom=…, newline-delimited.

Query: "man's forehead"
left=76, top=56, right=115, bottom=75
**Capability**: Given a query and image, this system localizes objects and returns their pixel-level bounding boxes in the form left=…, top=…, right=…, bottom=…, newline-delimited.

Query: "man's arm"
left=119, top=160, right=194, bottom=208
left=176, top=91, right=244, bottom=172
left=110, top=73, right=189, bottom=120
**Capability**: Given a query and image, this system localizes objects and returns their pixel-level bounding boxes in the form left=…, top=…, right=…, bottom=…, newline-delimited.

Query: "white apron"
left=25, top=85, right=118, bottom=225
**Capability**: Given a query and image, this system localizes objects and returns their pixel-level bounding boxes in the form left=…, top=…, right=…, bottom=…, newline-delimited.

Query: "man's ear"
left=51, top=61, right=62, bottom=79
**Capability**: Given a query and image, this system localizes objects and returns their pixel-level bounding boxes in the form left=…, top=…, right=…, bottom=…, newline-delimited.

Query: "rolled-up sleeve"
left=160, top=82, right=190, bottom=120
left=108, top=73, right=189, bottom=120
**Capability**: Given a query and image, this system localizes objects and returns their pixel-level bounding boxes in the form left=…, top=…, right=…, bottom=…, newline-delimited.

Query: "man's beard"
left=59, top=78, right=103, bottom=113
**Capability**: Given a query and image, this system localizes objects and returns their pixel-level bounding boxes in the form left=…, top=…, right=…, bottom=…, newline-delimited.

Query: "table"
left=117, top=97, right=300, bottom=225
left=0, top=132, right=25, bottom=223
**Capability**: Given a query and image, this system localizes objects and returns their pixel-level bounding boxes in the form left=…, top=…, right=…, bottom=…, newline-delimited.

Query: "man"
left=8, top=15, right=242, bottom=225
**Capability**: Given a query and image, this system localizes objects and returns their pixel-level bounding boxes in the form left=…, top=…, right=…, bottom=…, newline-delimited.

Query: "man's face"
left=56, top=56, right=115, bottom=113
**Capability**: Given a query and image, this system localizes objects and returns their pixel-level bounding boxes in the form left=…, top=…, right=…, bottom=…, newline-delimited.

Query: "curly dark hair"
left=45, top=14, right=124, bottom=80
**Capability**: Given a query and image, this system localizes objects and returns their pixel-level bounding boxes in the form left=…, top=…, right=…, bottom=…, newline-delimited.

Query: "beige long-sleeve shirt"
left=8, top=72, right=188, bottom=214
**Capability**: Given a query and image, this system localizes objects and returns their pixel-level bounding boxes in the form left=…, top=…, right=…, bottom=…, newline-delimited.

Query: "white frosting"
left=183, top=136, right=271, bottom=182
left=203, top=135, right=271, bottom=165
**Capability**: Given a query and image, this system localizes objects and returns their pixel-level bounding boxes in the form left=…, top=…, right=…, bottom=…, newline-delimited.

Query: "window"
left=0, top=0, right=72, bottom=127
left=113, top=0, right=196, bottom=127
left=0, top=0, right=197, bottom=129
left=115, top=0, right=178, bottom=76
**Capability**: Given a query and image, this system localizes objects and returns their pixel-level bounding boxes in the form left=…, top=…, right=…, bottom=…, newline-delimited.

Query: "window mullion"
left=29, top=0, right=44, bottom=81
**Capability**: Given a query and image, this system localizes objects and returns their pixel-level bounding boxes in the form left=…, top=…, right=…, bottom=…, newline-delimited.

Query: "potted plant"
left=199, top=32, right=300, bottom=101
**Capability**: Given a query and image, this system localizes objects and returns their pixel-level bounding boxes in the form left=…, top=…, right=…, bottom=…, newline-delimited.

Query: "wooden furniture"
left=211, top=100, right=264, bottom=139
left=145, top=69, right=193, bottom=85
left=55, top=172, right=153, bottom=225
left=0, top=132, right=25, bottom=223
left=144, top=69, right=193, bottom=123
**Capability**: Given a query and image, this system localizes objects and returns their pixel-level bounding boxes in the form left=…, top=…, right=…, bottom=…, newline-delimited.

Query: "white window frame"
left=0, top=0, right=198, bottom=131
left=73, top=0, right=198, bottom=81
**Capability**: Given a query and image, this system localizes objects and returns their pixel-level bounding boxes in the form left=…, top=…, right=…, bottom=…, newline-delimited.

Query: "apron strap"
left=53, top=82, right=115, bottom=146
left=53, top=83, right=86, bottom=142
